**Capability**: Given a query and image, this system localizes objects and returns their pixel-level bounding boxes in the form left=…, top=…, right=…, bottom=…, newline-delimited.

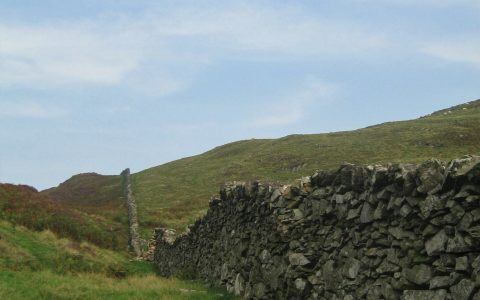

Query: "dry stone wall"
left=154, top=156, right=480, bottom=299
left=121, top=168, right=142, bottom=257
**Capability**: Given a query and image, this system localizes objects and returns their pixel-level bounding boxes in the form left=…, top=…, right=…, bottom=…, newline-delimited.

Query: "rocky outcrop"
left=121, top=168, right=142, bottom=257
left=154, top=155, right=480, bottom=299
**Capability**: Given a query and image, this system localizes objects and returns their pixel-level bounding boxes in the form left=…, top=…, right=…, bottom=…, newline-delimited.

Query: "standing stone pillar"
left=121, top=168, right=142, bottom=257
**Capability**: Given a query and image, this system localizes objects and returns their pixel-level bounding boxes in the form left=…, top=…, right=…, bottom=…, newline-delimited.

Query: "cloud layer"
left=245, top=78, right=338, bottom=128
left=0, top=3, right=387, bottom=91
left=424, top=41, right=480, bottom=68
left=0, top=102, right=68, bottom=119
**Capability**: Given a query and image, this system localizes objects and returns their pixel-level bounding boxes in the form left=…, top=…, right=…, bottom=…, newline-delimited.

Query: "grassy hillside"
left=44, top=99, right=480, bottom=236
left=0, top=220, right=233, bottom=299
left=43, top=173, right=126, bottom=224
left=0, top=183, right=126, bottom=250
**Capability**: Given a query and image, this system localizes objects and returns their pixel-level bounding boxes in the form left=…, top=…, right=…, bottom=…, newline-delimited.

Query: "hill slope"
left=0, top=220, right=233, bottom=299
left=0, top=183, right=126, bottom=249
left=44, top=99, right=480, bottom=235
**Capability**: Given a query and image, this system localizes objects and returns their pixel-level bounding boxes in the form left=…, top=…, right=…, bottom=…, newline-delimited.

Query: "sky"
left=0, top=0, right=479, bottom=190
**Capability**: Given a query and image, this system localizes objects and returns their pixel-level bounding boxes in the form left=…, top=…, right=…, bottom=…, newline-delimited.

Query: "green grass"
left=43, top=99, right=480, bottom=235
left=0, top=271, right=231, bottom=300
left=0, top=220, right=234, bottom=299
left=0, top=184, right=127, bottom=250
left=0, top=220, right=139, bottom=275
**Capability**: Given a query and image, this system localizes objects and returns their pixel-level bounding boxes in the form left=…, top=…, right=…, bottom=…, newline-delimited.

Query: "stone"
left=402, top=289, right=446, bottom=300
left=301, top=176, right=313, bottom=193
left=425, top=230, right=448, bottom=256
left=457, top=213, right=473, bottom=232
left=281, top=185, right=294, bottom=199
left=292, top=209, right=304, bottom=220
left=311, top=198, right=331, bottom=216
left=372, top=167, right=388, bottom=188
left=270, top=189, right=282, bottom=202
left=447, top=155, right=480, bottom=178
left=399, top=204, right=412, bottom=217
left=244, top=284, right=253, bottom=299
left=467, top=195, right=480, bottom=202
left=380, top=281, right=397, bottom=300
left=376, top=259, right=400, bottom=274
left=307, top=274, right=322, bottom=285
left=417, top=159, right=445, bottom=195
left=432, top=255, right=456, bottom=272
left=289, top=253, right=310, bottom=266
left=472, top=255, right=480, bottom=271
left=419, top=196, right=433, bottom=219
left=461, top=184, right=480, bottom=195
left=234, top=273, right=245, bottom=296
left=346, top=207, right=361, bottom=220
left=450, top=279, right=475, bottom=300
left=405, top=264, right=432, bottom=285
left=454, top=191, right=471, bottom=200
left=294, top=278, right=308, bottom=291
left=323, top=260, right=342, bottom=291
left=343, top=258, right=361, bottom=279
left=446, top=233, right=471, bottom=253
left=374, top=201, right=387, bottom=220
left=406, top=197, right=421, bottom=207
left=360, top=202, right=374, bottom=224
left=455, top=256, right=469, bottom=271
left=259, top=249, right=271, bottom=263
left=419, top=195, right=446, bottom=219
left=388, top=196, right=404, bottom=211
left=429, top=276, right=451, bottom=289
left=422, top=224, right=440, bottom=237
left=448, top=204, right=466, bottom=224
left=377, top=189, right=392, bottom=200
left=389, top=227, right=416, bottom=240
left=221, top=262, right=229, bottom=281
left=253, top=282, right=267, bottom=298
left=468, top=226, right=480, bottom=239
left=310, top=188, right=327, bottom=199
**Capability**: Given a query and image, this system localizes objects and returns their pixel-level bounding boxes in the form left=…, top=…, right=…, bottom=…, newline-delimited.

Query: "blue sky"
left=0, top=0, right=479, bottom=189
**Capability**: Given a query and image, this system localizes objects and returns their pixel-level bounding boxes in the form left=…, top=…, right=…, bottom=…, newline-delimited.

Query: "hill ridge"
left=42, top=99, right=480, bottom=235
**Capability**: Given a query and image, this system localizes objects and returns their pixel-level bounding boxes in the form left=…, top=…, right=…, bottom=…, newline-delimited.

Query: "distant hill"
left=42, top=173, right=126, bottom=229
left=0, top=183, right=126, bottom=249
left=43, top=99, right=480, bottom=236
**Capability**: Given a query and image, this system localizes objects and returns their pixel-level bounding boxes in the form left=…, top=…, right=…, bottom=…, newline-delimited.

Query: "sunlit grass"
left=0, top=221, right=234, bottom=299
left=0, top=271, right=232, bottom=300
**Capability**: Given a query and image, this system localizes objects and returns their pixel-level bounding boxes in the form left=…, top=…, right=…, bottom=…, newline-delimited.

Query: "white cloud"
left=149, top=3, right=387, bottom=57
left=423, top=41, right=480, bottom=67
left=245, top=78, right=338, bottom=128
left=0, top=3, right=387, bottom=91
left=0, top=102, right=68, bottom=119
left=0, top=23, right=140, bottom=88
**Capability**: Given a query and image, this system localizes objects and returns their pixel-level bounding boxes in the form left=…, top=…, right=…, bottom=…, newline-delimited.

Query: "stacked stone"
left=121, top=168, right=142, bottom=258
left=142, top=233, right=159, bottom=261
left=154, top=155, right=480, bottom=299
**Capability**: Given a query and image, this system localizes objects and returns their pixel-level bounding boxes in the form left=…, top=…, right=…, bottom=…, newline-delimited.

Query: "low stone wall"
left=154, top=156, right=480, bottom=299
